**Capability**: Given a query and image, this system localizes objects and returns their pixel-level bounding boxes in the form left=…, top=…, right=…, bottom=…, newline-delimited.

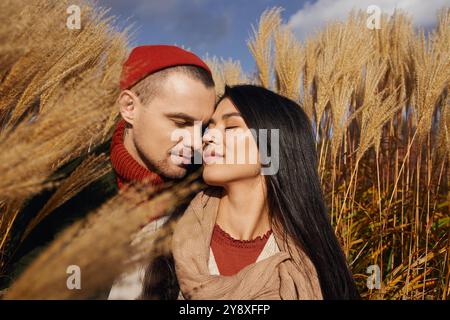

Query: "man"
left=108, top=45, right=216, bottom=299
left=110, top=45, right=216, bottom=189
left=3, top=45, right=215, bottom=298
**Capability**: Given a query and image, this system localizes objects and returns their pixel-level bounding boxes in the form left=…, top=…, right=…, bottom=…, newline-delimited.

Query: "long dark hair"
left=221, top=84, right=360, bottom=299
left=142, top=84, right=360, bottom=299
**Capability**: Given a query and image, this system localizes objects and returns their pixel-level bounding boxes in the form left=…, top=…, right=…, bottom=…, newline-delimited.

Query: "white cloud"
left=288, top=0, right=449, bottom=39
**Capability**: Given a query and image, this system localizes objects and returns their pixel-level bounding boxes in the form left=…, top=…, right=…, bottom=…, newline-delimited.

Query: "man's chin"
left=160, top=165, right=188, bottom=180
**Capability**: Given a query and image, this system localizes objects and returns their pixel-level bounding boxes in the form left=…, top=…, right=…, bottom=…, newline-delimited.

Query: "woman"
left=143, top=84, right=360, bottom=300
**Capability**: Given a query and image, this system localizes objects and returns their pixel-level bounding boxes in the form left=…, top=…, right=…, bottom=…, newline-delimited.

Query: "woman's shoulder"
left=189, top=186, right=223, bottom=209
left=180, top=186, right=223, bottom=223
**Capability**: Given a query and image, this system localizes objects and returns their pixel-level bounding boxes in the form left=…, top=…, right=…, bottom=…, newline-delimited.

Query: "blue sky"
left=97, top=0, right=447, bottom=73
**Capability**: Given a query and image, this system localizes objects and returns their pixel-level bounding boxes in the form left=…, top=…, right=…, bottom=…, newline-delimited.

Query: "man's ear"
left=118, top=90, right=140, bottom=125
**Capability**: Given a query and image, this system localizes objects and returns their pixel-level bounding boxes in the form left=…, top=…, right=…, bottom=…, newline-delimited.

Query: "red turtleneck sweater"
left=110, top=119, right=164, bottom=189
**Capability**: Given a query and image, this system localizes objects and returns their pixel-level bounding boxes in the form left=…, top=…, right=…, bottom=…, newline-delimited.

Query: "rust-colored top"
left=210, top=224, right=272, bottom=276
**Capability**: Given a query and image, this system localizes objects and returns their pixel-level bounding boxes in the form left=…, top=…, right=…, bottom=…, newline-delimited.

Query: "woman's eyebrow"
left=208, top=112, right=242, bottom=126
left=222, top=112, right=242, bottom=120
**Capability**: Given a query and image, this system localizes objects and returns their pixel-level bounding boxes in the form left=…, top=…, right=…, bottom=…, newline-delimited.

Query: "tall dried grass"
left=204, top=56, right=247, bottom=96
left=4, top=175, right=202, bottom=299
left=245, top=7, right=448, bottom=299
left=0, top=0, right=128, bottom=280
left=247, top=7, right=283, bottom=89
left=0, top=4, right=448, bottom=300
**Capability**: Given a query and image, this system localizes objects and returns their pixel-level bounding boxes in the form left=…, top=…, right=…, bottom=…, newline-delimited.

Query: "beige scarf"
left=172, top=188, right=323, bottom=300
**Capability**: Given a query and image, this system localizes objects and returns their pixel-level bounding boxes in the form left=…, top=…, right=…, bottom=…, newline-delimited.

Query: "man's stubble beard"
left=152, top=158, right=187, bottom=179
left=130, top=130, right=187, bottom=180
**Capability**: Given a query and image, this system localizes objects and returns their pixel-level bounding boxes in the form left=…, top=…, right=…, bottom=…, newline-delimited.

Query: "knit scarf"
left=172, top=188, right=323, bottom=300
left=110, top=119, right=164, bottom=189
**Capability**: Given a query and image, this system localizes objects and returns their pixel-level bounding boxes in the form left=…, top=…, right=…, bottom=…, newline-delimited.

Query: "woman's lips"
left=203, top=149, right=224, bottom=164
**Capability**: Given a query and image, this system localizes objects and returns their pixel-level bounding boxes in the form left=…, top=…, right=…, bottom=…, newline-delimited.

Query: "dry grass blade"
left=274, top=25, right=304, bottom=101
left=410, top=28, right=450, bottom=145
left=0, top=200, right=24, bottom=266
left=0, top=0, right=128, bottom=276
left=205, top=56, right=247, bottom=96
left=0, top=75, right=115, bottom=201
left=247, top=7, right=283, bottom=88
left=302, top=39, right=319, bottom=121
left=0, top=3, right=448, bottom=300
left=356, top=61, right=404, bottom=161
left=204, top=56, right=226, bottom=96
left=4, top=173, right=203, bottom=299
left=0, top=0, right=128, bottom=201
left=20, top=154, right=112, bottom=242
left=222, top=58, right=247, bottom=86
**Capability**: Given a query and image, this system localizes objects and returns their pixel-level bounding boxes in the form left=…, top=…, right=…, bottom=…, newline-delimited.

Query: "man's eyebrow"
left=164, top=112, right=197, bottom=122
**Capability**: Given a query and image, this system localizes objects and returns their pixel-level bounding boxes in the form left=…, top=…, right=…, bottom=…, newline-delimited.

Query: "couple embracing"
left=107, top=45, right=360, bottom=300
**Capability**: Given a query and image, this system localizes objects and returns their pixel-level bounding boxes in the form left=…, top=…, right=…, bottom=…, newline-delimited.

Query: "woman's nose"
left=202, top=128, right=213, bottom=144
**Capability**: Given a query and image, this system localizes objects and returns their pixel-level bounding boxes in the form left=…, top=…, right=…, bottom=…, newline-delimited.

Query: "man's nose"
left=184, top=123, right=205, bottom=150
left=202, top=128, right=214, bottom=144
left=181, top=139, right=194, bottom=152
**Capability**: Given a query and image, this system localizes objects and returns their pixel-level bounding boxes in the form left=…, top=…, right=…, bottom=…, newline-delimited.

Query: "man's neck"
left=216, top=177, right=271, bottom=241
left=123, top=128, right=149, bottom=170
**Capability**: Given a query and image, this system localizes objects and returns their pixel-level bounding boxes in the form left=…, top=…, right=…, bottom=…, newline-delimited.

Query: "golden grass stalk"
left=274, top=25, right=304, bottom=101
left=0, top=3, right=448, bottom=300
left=0, top=0, right=127, bottom=200
left=356, top=61, right=404, bottom=162
left=247, top=7, right=283, bottom=88
left=4, top=174, right=203, bottom=299
left=0, top=200, right=24, bottom=265
left=0, top=0, right=128, bottom=277
left=204, top=56, right=247, bottom=96
left=302, top=38, right=318, bottom=122
left=20, top=154, right=112, bottom=242
left=221, top=58, right=247, bottom=86
left=410, top=27, right=450, bottom=145
left=0, top=74, right=117, bottom=201
left=204, top=56, right=226, bottom=96
left=321, top=15, right=374, bottom=161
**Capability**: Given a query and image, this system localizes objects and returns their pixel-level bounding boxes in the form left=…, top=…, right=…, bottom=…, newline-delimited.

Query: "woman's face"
left=202, top=98, right=261, bottom=186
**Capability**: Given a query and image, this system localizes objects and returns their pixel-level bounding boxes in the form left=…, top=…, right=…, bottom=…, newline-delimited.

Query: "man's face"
left=128, top=72, right=215, bottom=179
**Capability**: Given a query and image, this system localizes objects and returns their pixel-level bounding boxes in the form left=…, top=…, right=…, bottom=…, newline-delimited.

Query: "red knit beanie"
left=120, top=45, right=211, bottom=90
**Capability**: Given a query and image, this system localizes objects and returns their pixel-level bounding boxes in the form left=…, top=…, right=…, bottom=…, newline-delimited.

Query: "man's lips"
left=170, top=152, right=192, bottom=165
